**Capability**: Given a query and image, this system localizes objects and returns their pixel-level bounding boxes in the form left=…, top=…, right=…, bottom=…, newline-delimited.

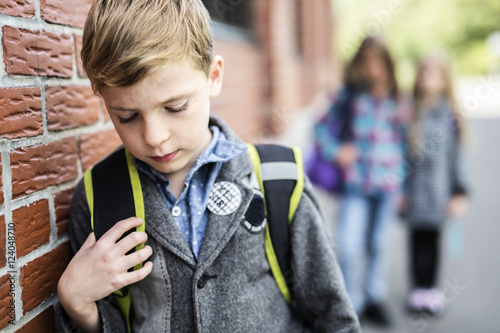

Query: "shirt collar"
left=133, top=125, right=247, bottom=185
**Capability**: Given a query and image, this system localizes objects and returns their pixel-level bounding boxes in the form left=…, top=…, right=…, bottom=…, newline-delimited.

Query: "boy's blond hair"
left=82, top=0, right=213, bottom=94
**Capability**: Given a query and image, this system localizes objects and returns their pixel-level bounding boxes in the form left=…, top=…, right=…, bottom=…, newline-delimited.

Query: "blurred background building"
left=204, top=0, right=336, bottom=140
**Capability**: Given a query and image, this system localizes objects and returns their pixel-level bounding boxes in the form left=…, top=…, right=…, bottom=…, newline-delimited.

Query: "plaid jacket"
left=314, top=88, right=406, bottom=196
left=404, top=100, right=468, bottom=228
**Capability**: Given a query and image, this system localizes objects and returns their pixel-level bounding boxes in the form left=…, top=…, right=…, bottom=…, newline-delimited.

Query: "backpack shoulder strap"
left=83, top=147, right=145, bottom=333
left=338, top=86, right=355, bottom=141
left=84, top=147, right=146, bottom=249
left=83, top=143, right=305, bottom=327
left=246, top=144, right=304, bottom=304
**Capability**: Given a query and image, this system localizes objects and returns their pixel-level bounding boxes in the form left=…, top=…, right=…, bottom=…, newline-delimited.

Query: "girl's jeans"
left=336, top=193, right=397, bottom=314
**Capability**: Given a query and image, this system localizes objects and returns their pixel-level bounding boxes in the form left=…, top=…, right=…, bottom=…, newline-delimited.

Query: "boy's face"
left=101, top=57, right=224, bottom=180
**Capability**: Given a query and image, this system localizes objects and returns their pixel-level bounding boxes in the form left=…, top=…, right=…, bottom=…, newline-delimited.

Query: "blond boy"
left=56, top=1, right=360, bottom=332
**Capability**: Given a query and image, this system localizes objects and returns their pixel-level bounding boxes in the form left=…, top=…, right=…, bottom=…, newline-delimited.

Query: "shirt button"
left=172, top=206, right=181, bottom=217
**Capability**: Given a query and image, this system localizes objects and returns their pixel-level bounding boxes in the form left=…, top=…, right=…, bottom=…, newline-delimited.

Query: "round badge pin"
left=242, top=194, right=267, bottom=234
left=207, top=181, right=242, bottom=216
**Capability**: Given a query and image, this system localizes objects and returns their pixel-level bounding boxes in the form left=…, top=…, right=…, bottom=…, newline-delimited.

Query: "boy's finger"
left=118, top=261, right=154, bottom=289
left=115, top=231, right=148, bottom=256
left=121, top=245, right=153, bottom=271
left=81, top=232, right=97, bottom=250
left=101, top=217, right=144, bottom=243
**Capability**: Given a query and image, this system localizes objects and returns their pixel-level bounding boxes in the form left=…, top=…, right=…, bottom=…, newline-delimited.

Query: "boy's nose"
left=143, top=120, right=170, bottom=148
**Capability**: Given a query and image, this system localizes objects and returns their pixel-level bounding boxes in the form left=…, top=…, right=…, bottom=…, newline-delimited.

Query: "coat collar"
left=141, top=115, right=256, bottom=269
left=208, top=115, right=254, bottom=179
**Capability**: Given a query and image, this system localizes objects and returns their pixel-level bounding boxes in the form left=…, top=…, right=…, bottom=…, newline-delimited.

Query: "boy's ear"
left=208, top=55, right=224, bottom=98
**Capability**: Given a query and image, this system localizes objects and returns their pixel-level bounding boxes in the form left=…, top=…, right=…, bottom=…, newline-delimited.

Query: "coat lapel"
left=141, top=173, right=197, bottom=268
left=196, top=149, right=255, bottom=272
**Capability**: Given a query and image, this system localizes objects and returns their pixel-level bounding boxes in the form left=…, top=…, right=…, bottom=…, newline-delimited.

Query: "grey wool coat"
left=55, top=116, right=360, bottom=333
left=404, top=101, right=468, bottom=229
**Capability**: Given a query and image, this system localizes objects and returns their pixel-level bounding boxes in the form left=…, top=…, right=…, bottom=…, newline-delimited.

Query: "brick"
left=79, top=130, right=122, bottom=171
left=74, top=35, right=86, bottom=78
left=17, top=306, right=55, bottom=333
left=0, top=216, right=5, bottom=268
left=13, top=200, right=50, bottom=258
left=0, top=0, right=35, bottom=18
left=21, top=243, right=71, bottom=314
left=54, top=188, right=73, bottom=237
left=11, top=138, right=78, bottom=199
left=0, top=161, right=3, bottom=205
left=0, top=274, right=15, bottom=330
left=0, top=87, right=43, bottom=139
left=2, top=26, right=73, bottom=78
left=46, top=86, right=100, bottom=131
left=41, top=0, right=93, bottom=28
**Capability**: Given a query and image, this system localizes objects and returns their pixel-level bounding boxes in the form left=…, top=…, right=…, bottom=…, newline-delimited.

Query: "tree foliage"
left=334, top=0, right=500, bottom=81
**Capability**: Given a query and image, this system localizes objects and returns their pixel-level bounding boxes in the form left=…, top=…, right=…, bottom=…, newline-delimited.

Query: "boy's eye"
left=118, top=113, right=138, bottom=124
left=165, top=101, right=188, bottom=113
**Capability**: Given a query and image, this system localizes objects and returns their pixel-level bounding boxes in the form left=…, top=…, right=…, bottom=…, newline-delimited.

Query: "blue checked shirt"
left=134, top=126, right=247, bottom=259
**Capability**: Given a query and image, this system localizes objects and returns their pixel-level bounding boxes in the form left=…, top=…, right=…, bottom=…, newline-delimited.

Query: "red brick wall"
left=0, top=0, right=334, bottom=331
left=0, top=0, right=121, bottom=330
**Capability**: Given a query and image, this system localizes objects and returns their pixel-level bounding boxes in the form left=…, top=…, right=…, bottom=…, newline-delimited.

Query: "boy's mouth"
left=150, top=150, right=179, bottom=163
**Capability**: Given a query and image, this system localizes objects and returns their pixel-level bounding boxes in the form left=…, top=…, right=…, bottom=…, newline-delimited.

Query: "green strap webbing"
left=84, top=169, right=94, bottom=230
left=112, top=288, right=132, bottom=333
left=125, top=149, right=146, bottom=269
left=246, top=144, right=304, bottom=304
left=288, top=147, right=303, bottom=223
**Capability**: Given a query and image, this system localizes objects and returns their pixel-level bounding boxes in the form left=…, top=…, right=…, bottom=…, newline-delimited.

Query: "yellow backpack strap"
left=288, top=147, right=304, bottom=223
left=246, top=144, right=304, bottom=304
left=83, top=147, right=146, bottom=333
left=113, top=289, right=133, bottom=333
left=84, top=167, right=95, bottom=230
left=125, top=149, right=146, bottom=267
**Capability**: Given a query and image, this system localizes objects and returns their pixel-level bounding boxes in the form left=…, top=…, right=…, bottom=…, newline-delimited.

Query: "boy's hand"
left=336, top=144, right=359, bottom=168
left=57, top=217, right=153, bottom=333
left=448, top=195, right=468, bottom=218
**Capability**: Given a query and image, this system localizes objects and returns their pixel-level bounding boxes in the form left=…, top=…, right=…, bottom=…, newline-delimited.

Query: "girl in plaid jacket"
left=403, top=53, right=468, bottom=314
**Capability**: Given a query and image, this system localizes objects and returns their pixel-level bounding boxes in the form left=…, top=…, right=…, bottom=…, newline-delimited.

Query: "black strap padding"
left=91, top=147, right=136, bottom=244
left=245, top=194, right=266, bottom=227
left=254, top=144, right=296, bottom=163
left=254, top=144, right=297, bottom=283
